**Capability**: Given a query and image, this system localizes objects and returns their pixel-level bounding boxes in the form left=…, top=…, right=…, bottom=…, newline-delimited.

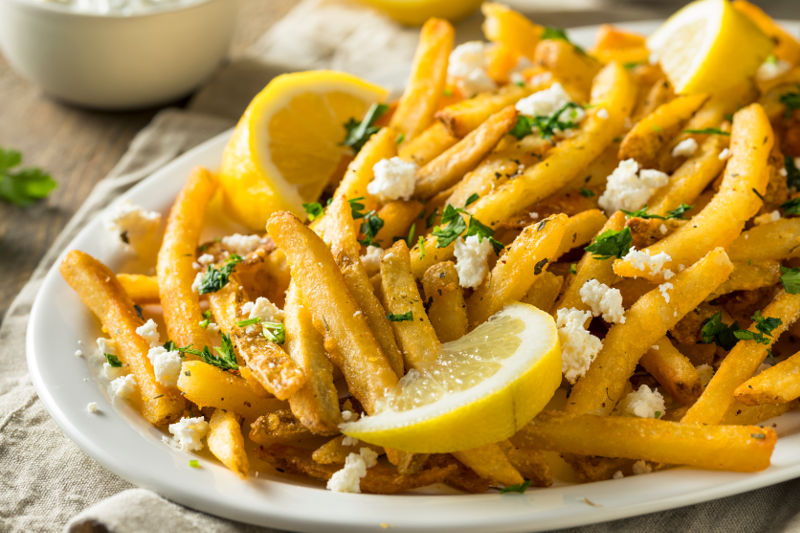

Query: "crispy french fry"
left=415, top=106, right=517, bottom=199
left=728, top=217, right=800, bottom=262
left=312, top=435, right=383, bottom=465
left=683, top=289, right=800, bottom=425
left=632, top=76, right=674, bottom=123
left=207, top=409, right=249, bottom=479
left=398, top=122, right=459, bottom=166
left=555, top=210, right=607, bottom=258
left=249, top=408, right=313, bottom=445
left=733, top=1, right=800, bottom=65
left=452, top=443, right=524, bottom=486
left=422, top=261, right=468, bottom=342
left=481, top=2, right=543, bottom=60
left=709, top=260, right=782, bottom=298
left=735, top=349, right=800, bottom=405
left=60, top=250, right=185, bottom=426
left=117, top=273, right=159, bottom=303
left=374, top=200, right=424, bottom=248
left=391, top=18, right=454, bottom=140
left=498, top=441, right=553, bottom=487
left=613, top=104, right=773, bottom=281
left=640, top=337, right=702, bottom=405
left=533, top=39, right=602, bottom=99
left=521, top=271, right=564, bottom=313
left=157, top=167, right=217, bottom=350
left=468, top=214, right=568, bottom=327
left=515, top=411, right=777, bottom=472
left=567, top=247, right=733, bottom=415
left=723, top=399, right=797, bottom=425
left=592, top=24, right=648, bottom=65
left=177, top=360, right=284, bottom=420
left=267, top=212, right=398, bottom=414
left=332, top=126, right=398, bottom=211
left=437, top=83, right=533, bottom=138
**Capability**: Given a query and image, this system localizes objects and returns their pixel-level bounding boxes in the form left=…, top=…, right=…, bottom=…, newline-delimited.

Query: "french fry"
left=249, top=408, right=313, bottom=445
left=613, top=104, right=773, bottom=281
left=422, top=261, right=468, bottom=342
left=207, top=409, right=249, bottom=479
left=391, top=18, right=454, bottom=140
left=481, top=2, right=543, bottom=60
left=267, top=212, right=398, bottom=414
left=592, top=24, right=649, bottom=65
left=640, top=337, right=702, bottom=405
left=452, top=444, right=524, bottom=486
left=117, top=273, right=159, bottom=303
left=709, top=260, right=782, bottom=298
left=554, top=210, right=607, bottom=258
left=59, top=250, right=185, bottom=426
left=723, top=399, right=797, bottom=425
left=683, top=289, right=800, bottom=425
left=468, top=214, right=568, bottom=327
left=631, top=77, right=674, bottom=123
left=415, top=106, right=517, bottom=199
left=437, top=83, right=533, bottom=138
left=567, top=247, right=733, bottom=415
left=374, top=200, right=423, bottom=247
left=533, top=39, right=602, bottom=99
left=157, top=166, right=217, bottom=350
left=759, top=76, right=800, bottom=121
left=498, top=441, right=553, bottom=487
left=312, top=435, right=383, bottom=465
left=521, top=271, right=564, bottom=313
left=332, top=126, right=398, bottom=211
left=398, top=122, right=459, bottom=166
left=735, top=349, right=800, bottom=405
left=515, top=411, right=777, bottom=472
left=727, top=217, right=800, bottom=262
left=733, top=1, right=800, bottom=65
left=177, top=360, right=284, bottom=420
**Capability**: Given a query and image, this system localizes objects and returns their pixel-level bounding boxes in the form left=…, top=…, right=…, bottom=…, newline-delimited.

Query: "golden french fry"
left=249, top=408, right=313, bottom=445
left=398, top=122, right=459, bottom=166
left=374, top=200, right=424, bottom=248
left=709, top=260, right=782, bottom=298
left=613, top=104, right=774, bottom=281
left=533, top=39, right=602, bottom=99
left=567, top=247, right=733, bottom=415
left=267, top=211, right=398, bottom=414
left=59, top=250, right=185, bottom=426
left=735, top=349, right=800, bottom=405
left=332, top=126, right=398, bottom=212
left=592, top=24, right=648, bottom=65
left=177, top=360, right=284, bottom=420
left=207, top=409, right=249, bottom=479
left=312, top=435, right=383, bottom=465
left=437, top=83, right=533, bottom=138
left=723, top=399, right=798, bottom=425
left=640, top=337, right=702, bottom=405
left=117, top=273, right=159, bottom=303
left=631, top=76, right=674, bottom=123
left=157, top=166, right=217, bottom=350
left=728, top=217, right=800, bottom=262
left=521, top=271, right=564, bottom=313
left=468, top=215, right=568, bottom=327
left=498, top=441, right=553, bottom=487
left=683, top=289, right=800, bottom=425
left=391, top=18, right=454, bottom=140
left=515, top=411, right=777, bottom=472
left=481, top=2, right=543, bottom=60
left=555, top=210, right=608, bottom=258
left=421, top=261, right=468, bottom=342
left=415, top=106, right=517, bottom=199
left=733, top=1, right=800, bottom=65
left=452, top=443, right=524, bottom=486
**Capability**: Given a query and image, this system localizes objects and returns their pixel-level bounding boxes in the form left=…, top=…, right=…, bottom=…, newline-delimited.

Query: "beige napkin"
left=1, top=1, right=800, bottom=532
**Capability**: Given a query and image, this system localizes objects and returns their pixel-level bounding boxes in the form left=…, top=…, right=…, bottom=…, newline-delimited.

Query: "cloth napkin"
left=2, top=1, right=800, bottom=531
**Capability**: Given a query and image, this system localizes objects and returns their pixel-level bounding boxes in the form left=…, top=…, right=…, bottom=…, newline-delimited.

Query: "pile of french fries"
left=60, top=1, right=800, bottom=492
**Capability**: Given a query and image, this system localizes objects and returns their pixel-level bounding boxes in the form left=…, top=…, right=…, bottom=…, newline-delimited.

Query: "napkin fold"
left=2, top=1, right=800, bottom=532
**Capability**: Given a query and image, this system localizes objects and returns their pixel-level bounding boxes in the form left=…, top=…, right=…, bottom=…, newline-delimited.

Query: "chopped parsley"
left=262, top=322, right=286, bottom=345
left=192, top=334, right=239, bottom=371
left=540, top=26, right=585, bottom=53
left=621, top=203, right=691, bottom=220
left=584, top=227, right=632, bottom=260
left=387, top=311, right=413, bottom=322
left=623, top=61, right=644, bottom=70
left=303, top=202, right=324, bottom=221
left=348, top=196, right=366, bottom=219
left=133, top=304, right=144, bottom=320
left=683, top=128, right=730, bottom=136
left=358, top=210, right=384, bottom=247
left=418, top=235, right=426, bottom=258
left=0, top=147, right=57, bottom=206
left=198, top=310, right=212, bottom=328
left=666, top=203, right=693, bottom=220
left=163, top=340, right=177, bottom=351
left=569, top=263, right=577, bottom=274
left=780, top=266, right=800, bottom=294
left=432, top=203, right=503, bottom=253
left=780, top=89, right=800, bottom=118
left=465, top=193, right=480, bottom=206
left=785, top=157, right=800, bottom=190
left=499, top=479, right=531, bottom=493
left=189, top=459, right=200, bottom=468
left=781, top=197, right=800, bottom=216
left=236, top=317, right=261, bottom=327
left=198, top=254, right=243, bottom=295
left=700, top=312, right=739, bottom=350
left=342, top=103, right=389, bottom=153
left=396, top=133, right=405, bottom=144
left=426, top=208, right=440, bottom=228
left=579, top=187, right=595, bottom=198
left=733, top=311, right=782, bottom=345
left=511, top=102, right=583, bottom=140
left=104, top=353, right=122, bottom=367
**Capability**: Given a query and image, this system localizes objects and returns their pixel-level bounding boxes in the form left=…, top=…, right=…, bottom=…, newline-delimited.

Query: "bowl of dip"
left=0, top=0, right=238, bottom=109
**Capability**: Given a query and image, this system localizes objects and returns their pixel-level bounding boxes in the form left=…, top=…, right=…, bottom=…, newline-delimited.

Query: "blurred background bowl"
left=0, top=0, right=238, bottom=110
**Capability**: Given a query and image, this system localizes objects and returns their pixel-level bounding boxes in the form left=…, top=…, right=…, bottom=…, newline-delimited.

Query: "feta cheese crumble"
left=86, top=402, right=99, bottom=414
left=105, top=200, right=161, bottom=257
left=453, top=235, right=493, bottom=288
left=515, top=82, right=584, bottom=124
left=147, top=346, right=182, bottom=387
left=598, top=159, right=669, bottom=214
left=109, top=374, right=138, bottom=402
left=696, top=364, right=714, bottom=389
left=241, top=297, right=284, bottom=324
left=447, top=41, right=497, bottom=97
left=166, top=416, right=209, bottom=452
left=718, top=148, right=731, bottom=161
left=191, top=272, right=203, bottom=293
left=74, top=349, right=84, bottom=358
left=753, top=210, right=781, bottom=226
left=612, top=470, right=624, bottom=479
left=220, top=233, right=264, bottom=256
left=193, top=253, right=215, bottom=270
left=579, top=279, right=626, bottom=324
left=97, top=337, right=125, bottom=379
left=367, top=157, right=417, bottom=201
left=135, top=318, right=160, bottom=347
left=621, top=248, right=674, bottom=279
left=597, top=107, right=609, bottom=120
left=620, top=385, right=664, bottom=418
left=658, top=282, right=673, bottom=303
left=556, top=308, right=603, bottom=384
left=756, top=57, right=791, bottom=81
left=671, top=138, right=698, bottom=158
left=632, top=460, right=653, bottom=475
left=326, top=447, right=379, bottom=493
left=360, top=245, right=384, bottom=276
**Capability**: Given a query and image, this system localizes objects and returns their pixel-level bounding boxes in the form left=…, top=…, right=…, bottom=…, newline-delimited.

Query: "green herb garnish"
left=584, top=228, right=632, bottom=260
left=780, top=266, right=800, bottom=294
left=303, top=202, right=324, bottom=221
left=511, top=102, right=583, bottom=140
left=342, top=103, right=389, bottom=153
left=683, top=128, right=730, bottom=136
left=499, top=479, right=531, bottom=493
left=465, top=193, right=480, bottom=206
left=387, top=311, right=413, bottom=322
left=0, top=147, right=57, bottom=206
left=236, top=317, right=261, bottom=327
left=579, top=187, right=595, bottom=198
left=189, top=459, right=200, bottom=468
left=733, top=311, right=782, bottom=345
left=700, top=311, right=739, bottom=350
left=262, top=322, right=286, bottom=345
left=540, top=26, right=585, bottom=53
left=358, top=210, right=384, bottom=246
left=104, top=353, right=122, bottom=367
left=198, top=254, right=243, bottom=295
left=782, top=197, right=800, bottom=216
left=780, top=89, right=800, bottom=118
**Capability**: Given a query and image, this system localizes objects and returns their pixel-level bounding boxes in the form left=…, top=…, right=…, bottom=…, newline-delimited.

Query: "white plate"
left=27, top=20, right=800, bottom=533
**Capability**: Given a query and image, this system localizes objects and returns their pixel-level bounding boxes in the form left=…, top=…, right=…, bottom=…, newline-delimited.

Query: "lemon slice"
left=359, top=0, right=482, bottom=26
left=341, top=303, right=562, bottom=453
left=219, top=71, right=388, bottom=230
left=647, top=0, right=773, bottom=94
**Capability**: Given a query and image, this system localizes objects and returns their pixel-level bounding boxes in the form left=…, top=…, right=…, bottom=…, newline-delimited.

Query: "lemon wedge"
left=647, top=0, right=773, bottom=94
left=219, top=71, right=388, bottom=230
left=358, top=0, right=482, bottom=26
left=341, top=303, right=562, bottom=453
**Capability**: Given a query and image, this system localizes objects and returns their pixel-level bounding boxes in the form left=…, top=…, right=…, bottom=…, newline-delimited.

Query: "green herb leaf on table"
left=0, top=147, right=57, bottom=206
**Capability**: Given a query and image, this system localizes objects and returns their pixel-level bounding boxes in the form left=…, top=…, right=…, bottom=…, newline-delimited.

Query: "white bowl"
left=0, top=0, right=238, bottom=109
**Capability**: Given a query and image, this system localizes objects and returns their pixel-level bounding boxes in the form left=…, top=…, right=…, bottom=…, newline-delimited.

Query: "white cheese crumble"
left=718, top=148, right=731, bottom=160
left=103, top=362, right=125, bottom=380
left=193, top=253, right=215, bottom=270
left=598, top=159, right=669, bottom=214
left=191, top=272, right=203, bottom=293
left=326, top=447, right=378, bottom=493
left=341, top=435, right=359, bottom=447
left=658, top=282, right=673, bottom=303
left=86, top=402, right=99, bottom=414
left=556, top=308, right=603, bottom=384
left=620, top=385, right=664, bottom=418
left=97, top=337, right=125, bottom=379
left=447, top=41, right=497, bottom=97
left=453, top=235, right=493, bottom=289
left=612, top=470, right=624, bottom=480
left=780, top=167, right=788, bottom=177
left=632, top=460, right=653, bottom=475
left=105, top=200, right=161, bottom=257
left=597, top=107, right=609, bottom=120
left=241, top=297, right=284, bottom=324
left=753, top=210, right=782, bottom=226
left=756, top=57, right=791, bottom=81
left=621, top=247, right=674, bottom=279
left=109, top=374, right=137, bottom=402
left=166, top=416, right=209, bottom=452
left=360, top=245, right=383, bottom=276
left=367, top=157, right=417, bottom=201
left=515, top=82, right=585, bottom=127
left=74, top=349, right=84, bottom=358
left=147, top=346, right=182, bottom=387
left=135, top=318, right=160, bottom=347
left=96, top=337, right=117, bottom=358
left=579, top=279, right=626, bottom=324
left=696, top=364, right=714, bottom=389
left=221, top=233, right=264, bottom=256
left=671, top=138, right=698, bottom=158
left=341, top=410, right=358, bottom=422
left=659, top=223, right=668, bottom=235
